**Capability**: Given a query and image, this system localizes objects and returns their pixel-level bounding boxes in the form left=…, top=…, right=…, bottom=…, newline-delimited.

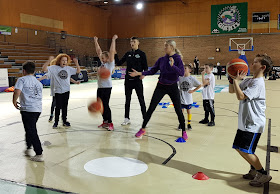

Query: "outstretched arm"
left=109, top=35, right=118, bottom=63
left=94, top=37, right=103, bottom=61
left=42, top=56, right=55, bottom=72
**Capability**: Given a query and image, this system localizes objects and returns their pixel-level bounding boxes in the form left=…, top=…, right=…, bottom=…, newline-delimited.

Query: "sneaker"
left=135, top=128, right=146, bottom=138
left=63, top=121, right=71, bottom=128
left=24, top=149, right=33, bottom=157
left=30, top=155, right=44, bottom=162
left=121, top=118, right=131, bottom=126
left=107, top=123, right=114, bottom=131
left=208, top=121, right=215, bottom=126
left=53, top=123, right=58, bottom=129
left=48, top=116, right=53, bottom=122
left=177, top=124, right=182, bottom=131
left=187, top=124, right=192, bottom=130
left=199, top=119, right=209, bottom=124
left=98, top=122, right=108, bottom=128
left=243, top=169, right=257, bottom=180
left=182, top=131, right=188, bottom=140
left=249, top=172, right=272, bottom=187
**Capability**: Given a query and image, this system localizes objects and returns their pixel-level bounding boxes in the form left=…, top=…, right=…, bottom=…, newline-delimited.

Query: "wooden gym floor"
left=0, top=75, right=279, bottom=194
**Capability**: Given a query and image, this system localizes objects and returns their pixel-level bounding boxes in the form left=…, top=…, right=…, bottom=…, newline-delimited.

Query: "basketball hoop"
left=238, top=45, right=246, bottom=55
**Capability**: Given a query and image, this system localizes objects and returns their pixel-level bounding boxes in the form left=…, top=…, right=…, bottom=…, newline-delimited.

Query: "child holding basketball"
left=199, top=63, right=216, bottom=126
left=94, top=35, right=118, bottom=131
left=178, top=64, right=201, bottom=130
left=42, top=54, right=80, bottom=129
left=13, top=61, right=44, bottom=162
left=228, top=54, right=273, bottom=187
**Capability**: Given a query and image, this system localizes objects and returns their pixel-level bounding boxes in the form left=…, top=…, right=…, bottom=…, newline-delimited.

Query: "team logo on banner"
left=211, top=3, right=247, bottom=34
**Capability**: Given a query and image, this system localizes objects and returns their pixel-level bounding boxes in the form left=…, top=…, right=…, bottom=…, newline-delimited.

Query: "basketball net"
left=238, top=48, right=245, bottom=55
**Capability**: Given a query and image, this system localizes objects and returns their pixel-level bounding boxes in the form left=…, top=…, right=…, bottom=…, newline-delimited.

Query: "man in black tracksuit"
left=116, top=37, right=148, bottom=125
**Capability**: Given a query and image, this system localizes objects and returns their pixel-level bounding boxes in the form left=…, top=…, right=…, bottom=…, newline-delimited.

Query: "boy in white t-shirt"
left=229, top=54, right=273, bottom=187
left=13, top=61, right=44, bottom=162
left=178, top=64, right=201, bottom=130
left=199, top=63, right=216, bottom=126
left=42, top=54, right=80, bottom=129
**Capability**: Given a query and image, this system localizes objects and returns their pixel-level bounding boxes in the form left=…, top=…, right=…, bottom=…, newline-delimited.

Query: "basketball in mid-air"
left=88, top=98, right=104, bottom=114
left=98, top=67, right=111, bottom=79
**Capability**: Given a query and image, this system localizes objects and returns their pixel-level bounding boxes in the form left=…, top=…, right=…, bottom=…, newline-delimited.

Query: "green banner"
left=0, top=26, right=12, bottom=35
left=211, top=2, right=248, bottom=34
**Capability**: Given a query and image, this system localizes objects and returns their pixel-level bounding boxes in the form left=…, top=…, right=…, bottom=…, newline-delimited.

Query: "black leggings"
left=125, top=80, right=146, bottom=119
left=54, top=91, right=70, bottom=124
left=203, top=99, right=215, bottom=122
left=97, top=88, right=112, bottom=123
left=21, top=111, right=43, bottom=155
left=50, top=96, right=56, bottom=116
left=142, top=82, right=185, bottom=133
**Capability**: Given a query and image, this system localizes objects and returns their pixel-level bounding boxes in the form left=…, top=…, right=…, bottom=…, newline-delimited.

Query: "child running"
left=129, top=40, right=188, bottom=140
left=13, top=61, right=44, bottom=162
left=178, top=64, right=201, bottom=130
left=42, top=54, right=80, bottom=129
left=94, top=35, right=118, bottom=131
left=229, top=54, right=273, bottom=187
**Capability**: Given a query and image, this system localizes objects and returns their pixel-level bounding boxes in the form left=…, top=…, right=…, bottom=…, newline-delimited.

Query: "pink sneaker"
left=98, top=122, right=108, bottom=128
left=135, top=128, right=146, bottom=138
left=182, top=131, right=188, bottom=140
left=107, top=123, right=114, bottom=131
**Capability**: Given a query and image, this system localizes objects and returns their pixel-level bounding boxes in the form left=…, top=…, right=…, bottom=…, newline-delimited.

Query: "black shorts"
left=232, top=129, right=261, bottom=154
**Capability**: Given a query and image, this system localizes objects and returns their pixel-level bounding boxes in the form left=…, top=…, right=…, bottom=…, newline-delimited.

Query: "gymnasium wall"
left=108, top=0, right=280, bottom=38
left=0, top=0, right=108, bottom=38
left=115, top=34, right=280, bottom=68
left=109, top=0, right=280, bottom=66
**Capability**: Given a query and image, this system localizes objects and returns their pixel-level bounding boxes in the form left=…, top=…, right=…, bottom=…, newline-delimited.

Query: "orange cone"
left=192, top=172, right=209, bottom=180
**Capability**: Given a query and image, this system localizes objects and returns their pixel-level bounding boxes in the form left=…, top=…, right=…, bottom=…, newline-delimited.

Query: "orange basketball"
left=88, top=98, right=104, bottom=114
left=227, top=58, right=248, bottom=78
left=98, top=67, right=111, bottom=79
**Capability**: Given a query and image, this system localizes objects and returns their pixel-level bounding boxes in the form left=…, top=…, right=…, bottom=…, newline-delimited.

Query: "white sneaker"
left=30, top=154, right=44, bottom=162
left=249, top=172, right=272, bottom=187
left=24, top=149, right=33, bottom=157
left=121, top=118, right=131, bottom=126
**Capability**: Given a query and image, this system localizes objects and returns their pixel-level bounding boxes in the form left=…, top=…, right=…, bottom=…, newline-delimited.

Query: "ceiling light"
left=104, top=1, right=108, bottom=4
left=136, top=2, right=143, bottom=10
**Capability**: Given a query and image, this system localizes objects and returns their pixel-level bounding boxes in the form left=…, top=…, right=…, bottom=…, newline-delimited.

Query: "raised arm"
left=94, top=36, right=102, bottom=61
left=109, top=35, right=118, bottom=63
left=73, top=58, right=81, bottom=74
left=42, top=56, right=55, bottom=72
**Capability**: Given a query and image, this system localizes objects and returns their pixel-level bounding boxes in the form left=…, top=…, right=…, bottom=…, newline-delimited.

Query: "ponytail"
left=175, top=48, right=183, bottom=59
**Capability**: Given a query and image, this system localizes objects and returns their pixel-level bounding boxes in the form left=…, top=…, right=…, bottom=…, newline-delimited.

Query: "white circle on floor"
left=84, top=157, right=148, bottom=177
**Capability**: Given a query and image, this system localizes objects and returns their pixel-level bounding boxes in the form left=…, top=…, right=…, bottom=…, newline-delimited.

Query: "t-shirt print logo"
left=58, top=70, right=68, bottom=79
left=135, top=54, right=140, bottom=58
left=181, top=81, right=190, bottom=91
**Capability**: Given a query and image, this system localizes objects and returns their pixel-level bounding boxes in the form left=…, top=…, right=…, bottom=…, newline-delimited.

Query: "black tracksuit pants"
left=97, top=88, right=112, bottom=123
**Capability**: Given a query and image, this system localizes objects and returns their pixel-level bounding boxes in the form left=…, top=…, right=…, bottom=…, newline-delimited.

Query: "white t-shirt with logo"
left=47, top=65, right=77, bottom=94
left=98, top=60, right=115, bottom=88
left=15, top=75, right=43, bottom=112
left=202, top=73, right=215, bottom=100
left=178, top=76, right=201, bottom=105
left=238, top=77, right=266, bottom=133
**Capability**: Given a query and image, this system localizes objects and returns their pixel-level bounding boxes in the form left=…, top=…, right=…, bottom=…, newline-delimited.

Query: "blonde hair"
left=102, top=51, right=109, bottom=59
left=165, top=40, right=183, bottom=59
left=54, top=54, right=71, bottom=66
